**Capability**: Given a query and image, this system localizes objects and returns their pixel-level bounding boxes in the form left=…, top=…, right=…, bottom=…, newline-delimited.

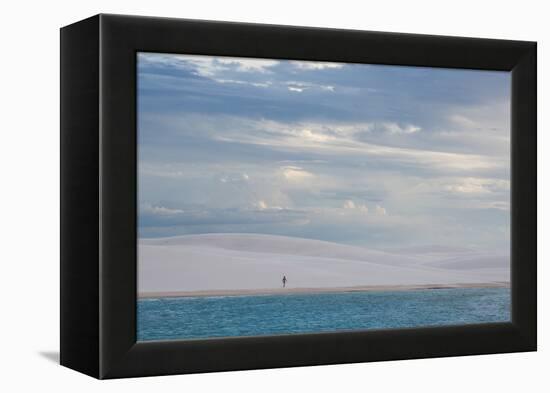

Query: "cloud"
left=449, top=114, right=478, bottom=129
left=383, top=123, right=421, bottom=135
left=213, top=78, right=273, bottom=88
left=140, top=204, right=308, bottom=227
left=138, top=52, right=511, bottom=250
left=140, top=165, right=186, bottom=178
left=444, top=177, right=510, bottom=194
left=256, top=200, right=269, bottom=210
left=482, top=201, right=510, bottom=211
left=213, top=78, right=336, bottom=93
left=215, top=57, right=279, bottom=73
left=342, top=200, right=356, bottom=209
left=285, top=81, right=336, bottom=93
left=142, top=112, right=504, bottom=175
left=141, top=203, right=185, bottom=216
left=140, top=53, right=347, bottom=95
left=254, top=200, right=286, bottom=211
left=343, top=200, right=369, bottom=213
left=291, top=61, right=345, bottom=70
left=138, top=52, right=279, bottom=78
left=206, top=117, right=501, bottom=173
left=281, top=166, right=314, bottom=182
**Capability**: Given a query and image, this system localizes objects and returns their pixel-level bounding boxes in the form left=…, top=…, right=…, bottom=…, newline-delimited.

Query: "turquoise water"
left=137, top=287, right=510, bottom=341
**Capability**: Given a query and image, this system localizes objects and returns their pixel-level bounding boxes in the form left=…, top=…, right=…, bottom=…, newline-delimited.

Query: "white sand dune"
left=138, top=233, right=509, bottom=294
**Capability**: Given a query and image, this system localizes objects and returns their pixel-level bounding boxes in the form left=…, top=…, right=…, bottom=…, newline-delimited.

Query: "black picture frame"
left=60, top=14, right=537, bottom=379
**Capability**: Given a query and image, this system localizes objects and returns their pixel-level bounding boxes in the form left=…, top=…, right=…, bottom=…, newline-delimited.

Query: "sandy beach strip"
left=138, top=282, right=510, bottom=299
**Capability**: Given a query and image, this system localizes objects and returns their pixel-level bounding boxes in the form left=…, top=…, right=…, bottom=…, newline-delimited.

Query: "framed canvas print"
left=60, top=14, right=536, bottom=379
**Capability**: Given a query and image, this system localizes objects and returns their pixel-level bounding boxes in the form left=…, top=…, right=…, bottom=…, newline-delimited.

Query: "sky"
left=137, top=52, right=510, bottom=251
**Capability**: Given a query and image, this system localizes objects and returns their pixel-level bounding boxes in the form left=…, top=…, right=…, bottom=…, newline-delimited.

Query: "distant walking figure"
left=282, top=275, right=287, bottom=288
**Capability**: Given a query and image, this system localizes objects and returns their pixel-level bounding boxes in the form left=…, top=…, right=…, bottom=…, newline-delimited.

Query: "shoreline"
left=138, top=282, right=510, bottom=299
